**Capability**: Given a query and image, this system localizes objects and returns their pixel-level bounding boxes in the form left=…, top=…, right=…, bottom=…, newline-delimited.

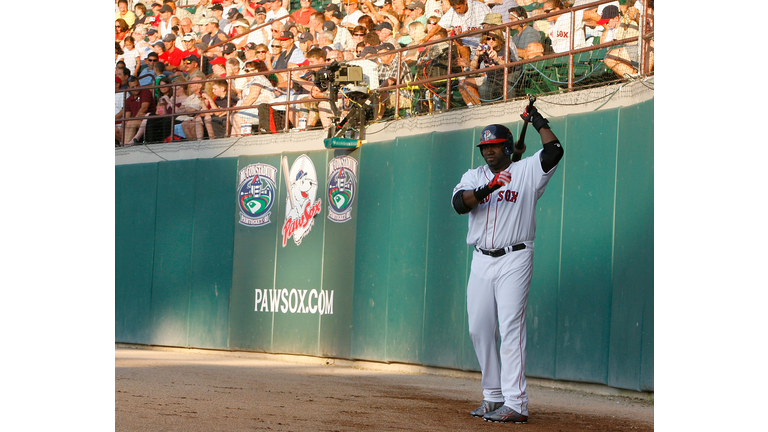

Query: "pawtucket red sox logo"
left=327, top=155, right=358, bottom=223
left=482, top=129, right=493, bottom=142
left=237, top=163, right=277, bottom=227
left=281, top=155, right=322, bottom=247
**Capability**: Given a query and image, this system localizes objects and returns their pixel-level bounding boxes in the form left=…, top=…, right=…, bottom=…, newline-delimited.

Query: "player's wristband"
left=473, top=183, right=501, bottom=202
left=531, top=113, right=550, bottom=132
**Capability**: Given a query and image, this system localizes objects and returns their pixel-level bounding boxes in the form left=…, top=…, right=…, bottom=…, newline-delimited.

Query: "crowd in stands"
left=115, top=0, right=653, bottom=145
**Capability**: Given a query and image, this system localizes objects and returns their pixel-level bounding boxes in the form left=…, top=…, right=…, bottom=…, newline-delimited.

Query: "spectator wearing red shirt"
left=291, top=0, right=317, bottom=25
left=159, top=34, right=186, bottom=71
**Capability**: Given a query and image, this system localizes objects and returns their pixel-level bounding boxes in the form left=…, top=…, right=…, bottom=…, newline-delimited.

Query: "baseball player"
left=451, top=104, right=563, bottom=423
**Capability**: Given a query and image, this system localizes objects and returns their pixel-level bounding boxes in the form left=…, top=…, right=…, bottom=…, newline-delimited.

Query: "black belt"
left=475, top=243, right=526, bottom=257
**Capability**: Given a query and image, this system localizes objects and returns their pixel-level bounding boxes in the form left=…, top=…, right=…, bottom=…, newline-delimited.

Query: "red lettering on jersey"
left=556, top=30, right=569, bottom=38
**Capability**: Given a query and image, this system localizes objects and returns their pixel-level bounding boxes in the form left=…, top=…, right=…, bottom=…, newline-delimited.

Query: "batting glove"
left=520, top=105, right=550, bottom=132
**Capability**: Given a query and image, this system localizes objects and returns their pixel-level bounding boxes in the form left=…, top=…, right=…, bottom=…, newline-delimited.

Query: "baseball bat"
left=281, top=156, right=295, bottom=210
left=512, top=95, right=537, bottom=162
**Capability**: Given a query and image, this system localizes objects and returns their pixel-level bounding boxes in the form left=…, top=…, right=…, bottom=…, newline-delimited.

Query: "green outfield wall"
left=115, top=98, right=653, bottom=392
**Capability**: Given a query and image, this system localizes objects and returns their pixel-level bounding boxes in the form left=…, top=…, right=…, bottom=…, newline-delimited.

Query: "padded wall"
left=115, top=99, right=654, bottom=391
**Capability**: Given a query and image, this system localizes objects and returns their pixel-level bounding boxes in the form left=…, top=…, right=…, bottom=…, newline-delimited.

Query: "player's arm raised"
left=452, top=170, right=511, bottom=214
left=521, top=105, right=563, bottom=173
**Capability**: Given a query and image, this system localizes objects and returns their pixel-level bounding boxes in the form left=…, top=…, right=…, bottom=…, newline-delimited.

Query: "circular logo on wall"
left=237, top=163, right=278, bottom=227
left=327, top=155, right=358, bottom=223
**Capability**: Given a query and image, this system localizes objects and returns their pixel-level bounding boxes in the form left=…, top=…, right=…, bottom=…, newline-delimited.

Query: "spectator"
left=138, top=52, right=161, bottom=86
left=374, top=22, right=397, bottom=46
left=208, top=3, right=229, bottom=30
left=224, top=8, right=244, bottom=37
left=177, top=72, right=210, bottom=140
left=292, top=0, right=317, bottom=25
left=116, top=65, right=131, bottom=89
left=180, top=33, right=199, bottom=59
left=265, top=0, right=290, bottom=22
left=199, top=17, right=228, bottom=52
left=401, top=21, right=427, bottom=61
left=269, top=19, right=286, bottom=46
left=149, top=3, right=164, bottom=28
left=222, top=42, right=245, bottom=68
left=116, top=76, right=156, bottom=145
left=132, top=27, right=154, bottom=62
left=119, top=36, right=141, bottom=78
left=146, top=27, right=163, bottom=48
left=317, top=30, right=338, bottom=53
left=375, top=42, right=413, bottom=119
left=116, top=42, right=124, bottom=65
left=231, top=60, right=278, bottom=135
left=323, top=3, right=341, bottom=22
left=341, top=0, right=365, bottom=31
left=463, top=31, right=520, bottom=103
left=158, top=4, right=181, bottom=37
left=485, top=0, right=519, bottom=23
left=306, top=12, right=327, bottom=40
left=210, top=56, right=228, bottom=77
left=202, top=79, right=235, bottom=138
left=274, top=31, right=305, bottom=67
left=348, top=46, right=380, bottom=89
left=116, top=19, right=131, bottom=45
left=115, top=76, right=125, bottom=118
left=544, top=0, right=589, bottom=53
left=267, top=39, right=283, bottom=70
left=364, top=30, right=381, bottom=48
left=405, top=1, right=429, bottom=29
left=357, top=14, right=376, bottom=32
left=133, top=2, right=150, bottom=28
left=226, top=57, right=249, bottom=99
left=221, top=0, right=240, bottom=18
left=602, top=1, right=651, bottom=78
left=247, top=7, right=270, bottom=46
left=297, top=32, right=316, bottom=55
left=159, top=34, right=185, bottom=71
left=116, top=0, right=137, bottom=30
left=360, top=1, right=380, bottom=24
left=422, top=0, right=444, bottom=19
left=232, top=19, right=252, bottom=49
left=242, top=42, right=261, bottom=63
left=480, top=12, right=504, bottom=40
left=508, top=6, right=543, bottom=59
left=425, top=0, right=490, bottom=62
left=181, top=54, right=202, bottom=77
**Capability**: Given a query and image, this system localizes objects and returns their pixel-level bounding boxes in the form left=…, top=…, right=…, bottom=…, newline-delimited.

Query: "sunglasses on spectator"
left=544, top=9, right=555, bottom=13
left=146, top=58, right=157, bottom=62
left=271, top=45, right=281, bottom=48
left=427, top=21, right=438, bottom=25
left=256, top=50, right=268, bottom=53
left=353, top=33, right=365, bottom=37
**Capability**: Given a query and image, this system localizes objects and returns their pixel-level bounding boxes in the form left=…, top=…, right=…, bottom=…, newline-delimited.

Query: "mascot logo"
left=237, top=163, right=277, bottom=227
left=327, top=156, right=358, bottom=223
left=282, top=155, right=322, bottom=247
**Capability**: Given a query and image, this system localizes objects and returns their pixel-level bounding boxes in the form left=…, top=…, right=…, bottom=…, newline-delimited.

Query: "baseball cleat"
left=483, top=405, right=528, bottom=423
left=470, top=400, right=504, bottom=417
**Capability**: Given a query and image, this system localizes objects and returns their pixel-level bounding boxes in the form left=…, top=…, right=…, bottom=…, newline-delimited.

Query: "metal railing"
left=116, top=0, right=653, bottom=145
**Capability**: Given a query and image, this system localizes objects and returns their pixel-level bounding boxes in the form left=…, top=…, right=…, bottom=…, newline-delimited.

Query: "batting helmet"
left=478, top=124, right=515, bottom=155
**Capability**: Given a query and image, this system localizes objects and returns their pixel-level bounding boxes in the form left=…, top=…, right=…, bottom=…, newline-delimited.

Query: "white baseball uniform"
left=452, top=149, right=559, bottom=416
